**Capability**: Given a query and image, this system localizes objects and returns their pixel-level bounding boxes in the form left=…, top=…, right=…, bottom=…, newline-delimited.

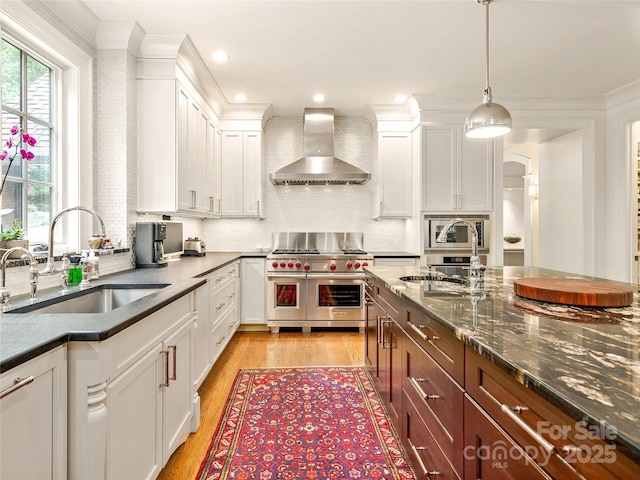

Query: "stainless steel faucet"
left=0, top=247, right=39, bottom=311
left=436, top=217, right=486, bottom=288
left=40, top=206, right=106, bottom=275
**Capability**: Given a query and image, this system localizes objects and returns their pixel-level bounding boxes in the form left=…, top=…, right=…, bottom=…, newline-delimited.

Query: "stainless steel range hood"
left=269, top=108, right=370, bottom=185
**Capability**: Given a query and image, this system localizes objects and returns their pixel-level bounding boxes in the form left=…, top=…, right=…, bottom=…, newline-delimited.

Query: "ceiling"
left=45, top=0, right=640, bottom=118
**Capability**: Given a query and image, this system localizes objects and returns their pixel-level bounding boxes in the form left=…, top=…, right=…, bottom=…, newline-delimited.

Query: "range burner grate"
left=271, top=248, right=320, bottom=255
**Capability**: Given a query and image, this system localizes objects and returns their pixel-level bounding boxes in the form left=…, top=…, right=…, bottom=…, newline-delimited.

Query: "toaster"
left=183, top=238, right=206, bottom=257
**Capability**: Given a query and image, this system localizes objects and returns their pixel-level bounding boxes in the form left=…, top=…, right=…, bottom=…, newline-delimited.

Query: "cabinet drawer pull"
left=0, top=376, right=34, bottom=399
left=410, top=440, right=441, bottom=477
left=216, top=302, right=226, bottom=310
left=410, top=377, right=441, bottom=401
left=409, top=322, right=428, bottom=341
left=216, top=336, right=226, bottom=345
left=408, top=323, right=440, bottom=343
left=501, top=404, right=576, bottom=455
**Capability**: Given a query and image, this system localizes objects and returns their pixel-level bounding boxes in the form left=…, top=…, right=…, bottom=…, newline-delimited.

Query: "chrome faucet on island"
left=40, top=206, right=106, bottom=275
left=0, top=247, right=39, bottom=311
left=436, top=217, right=486, bottom=289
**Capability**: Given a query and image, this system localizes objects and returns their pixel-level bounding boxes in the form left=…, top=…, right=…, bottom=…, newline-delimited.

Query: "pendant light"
left=464, top=0, right=512, bottom=138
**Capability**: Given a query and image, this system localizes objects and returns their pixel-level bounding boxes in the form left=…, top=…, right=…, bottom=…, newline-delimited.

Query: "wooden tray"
left=513, top=277, right=634, bottom=308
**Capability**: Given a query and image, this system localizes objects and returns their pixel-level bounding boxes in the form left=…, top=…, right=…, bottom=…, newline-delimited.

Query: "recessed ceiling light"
left=235, top=93, right=247, bottom=102
left=313, top=94, right=325, bottom=103
left=213, top=51, right=229, bottom=63
left=393, top=94, right=407, bottom=103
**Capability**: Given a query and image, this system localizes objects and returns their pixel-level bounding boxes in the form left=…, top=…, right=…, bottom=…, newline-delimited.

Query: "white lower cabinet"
left=209, top=261, right=240, bottom=363
left=67, top=294, right=196, bottom=480
left=0, top=345, right=67, bottom=480
left=240, top=257, right=266, bottom=324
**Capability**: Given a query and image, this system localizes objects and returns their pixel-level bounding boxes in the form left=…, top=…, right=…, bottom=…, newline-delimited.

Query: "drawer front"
left=403, top=392, right=460, bottom=480
left=405, top=305, right=464, bottom=384
left=465, top=346, right=640, bottom=480
left=211, top=280, right=236, bottom=323
left=464, top=395, right=553, bottom=480
left=210, top=262, right=238, bottom=291
left=404, top=334, right=464, bottom=475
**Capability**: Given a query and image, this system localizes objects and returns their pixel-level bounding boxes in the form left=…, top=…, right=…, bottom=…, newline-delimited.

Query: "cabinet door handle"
left=0, top=375, right=34, bottom=399
left=500, top=404, right=576, bottom=455
left=161, top=350, right=170, bottom=387
left=209, top=196, right=214, bottom=212
left=216, top=198, right=221, bottom=214
left=169, top=345, right=177, bottom=381
left=452, top=194, right=456, bottom=209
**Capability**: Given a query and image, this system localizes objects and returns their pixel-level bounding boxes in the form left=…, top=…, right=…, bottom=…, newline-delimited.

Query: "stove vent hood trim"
left=269, top=108, right=371, bottom=186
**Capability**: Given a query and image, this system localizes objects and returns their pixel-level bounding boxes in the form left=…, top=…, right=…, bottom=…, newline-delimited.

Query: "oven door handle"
left=306, top=273, right=366, bottom=281
left=267, top=273, right=307, bottom=280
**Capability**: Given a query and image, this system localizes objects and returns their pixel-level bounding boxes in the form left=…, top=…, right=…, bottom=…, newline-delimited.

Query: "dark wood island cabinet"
left=364, top=266, right=640, bottom=480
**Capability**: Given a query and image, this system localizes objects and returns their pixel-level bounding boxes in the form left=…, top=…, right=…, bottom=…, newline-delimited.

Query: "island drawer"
left=464, top=394, right=553, bottom=479
left=403, top=392, right=460, bottom=480
left=404, top=334, right=464, bottom=476
left=209, top=262, right=238, bottom=290
left=465, top=346, right=640, bottom=480
left=405, top=304, right=464, bottom=384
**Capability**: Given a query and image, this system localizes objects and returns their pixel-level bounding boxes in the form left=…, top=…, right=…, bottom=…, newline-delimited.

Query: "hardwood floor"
left=157, top=329, right=365, bottom=480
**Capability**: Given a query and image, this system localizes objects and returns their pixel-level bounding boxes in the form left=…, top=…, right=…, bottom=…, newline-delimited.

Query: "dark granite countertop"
left=0, top=252, right=242, bottom=373
left=364, top=265, right=640, bottom=463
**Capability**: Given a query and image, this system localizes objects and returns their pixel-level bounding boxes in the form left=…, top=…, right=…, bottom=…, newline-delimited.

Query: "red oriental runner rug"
left=196, top=366, right=416, bottom=479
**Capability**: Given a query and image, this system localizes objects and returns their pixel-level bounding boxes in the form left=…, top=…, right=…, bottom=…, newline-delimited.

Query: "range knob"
left=355, top=262, right=361, bottom=269
left=304, top=263, right=311, bottom=271
left=279, top=261, right=286, bottom=268
left=346, top=261, right=353, bottom=269
left=271, top=261, right=279, bottom=268
left=288, top=261, right=294, bottom=268
left=362, top=261, right=369, bottom=267
left=295, top=261, right=302, bottom=269
left=329, top=263, right=337, bottom=271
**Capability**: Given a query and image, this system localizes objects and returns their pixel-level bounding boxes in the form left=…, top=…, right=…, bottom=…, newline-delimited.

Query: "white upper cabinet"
left=421, top=125, right=493, bottom=212
left=375, top=132, right=412, bottom=218
left=220, top=131, right=263, bottom=218
left=138, top=78, right=219, bottom=217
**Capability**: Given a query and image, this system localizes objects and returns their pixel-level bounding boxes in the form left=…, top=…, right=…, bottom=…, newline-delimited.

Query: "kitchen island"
left=365, top=265, right=640, bottom=479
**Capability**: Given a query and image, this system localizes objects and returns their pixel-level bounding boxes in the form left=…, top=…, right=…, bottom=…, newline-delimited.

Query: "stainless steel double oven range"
left=266, top=232, right=373, bottom=333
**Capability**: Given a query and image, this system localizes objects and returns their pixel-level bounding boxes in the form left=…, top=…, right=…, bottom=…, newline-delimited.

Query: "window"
left=1, top=38, right=54, bottom=244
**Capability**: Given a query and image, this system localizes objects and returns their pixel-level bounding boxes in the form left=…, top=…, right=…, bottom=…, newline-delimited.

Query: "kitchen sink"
left=10, top=284, right=168, bottom=314
left=399, top=275, right=469, bottom=286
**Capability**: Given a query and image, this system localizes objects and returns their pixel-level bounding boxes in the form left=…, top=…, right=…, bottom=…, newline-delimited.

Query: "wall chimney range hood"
left=269, top=108, right=371, bottom=185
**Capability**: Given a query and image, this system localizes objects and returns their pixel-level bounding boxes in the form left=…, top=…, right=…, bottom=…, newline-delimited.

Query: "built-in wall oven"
left=266, top=232, right=372, bottom=333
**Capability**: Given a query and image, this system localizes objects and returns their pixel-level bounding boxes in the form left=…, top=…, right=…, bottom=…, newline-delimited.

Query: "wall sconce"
left=528, top=183, right=539, bottom=199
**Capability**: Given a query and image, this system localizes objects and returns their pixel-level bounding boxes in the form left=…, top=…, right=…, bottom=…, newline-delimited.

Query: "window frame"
left=1, top=36, right=56, bottom=245
left=0, top=2, right=94, bottom=254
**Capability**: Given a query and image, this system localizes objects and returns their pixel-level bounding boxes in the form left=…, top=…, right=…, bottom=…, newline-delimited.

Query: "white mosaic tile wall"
left=204, top=115, right=408, bottom=252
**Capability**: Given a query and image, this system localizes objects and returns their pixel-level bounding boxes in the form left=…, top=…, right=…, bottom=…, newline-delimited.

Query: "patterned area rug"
left=196, top=366, right=415, bottom=479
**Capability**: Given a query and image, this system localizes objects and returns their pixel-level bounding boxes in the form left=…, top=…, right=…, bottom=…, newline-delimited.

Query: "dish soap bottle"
left=88, top=250, right=100, bottom=280
left=67, top=255, right=82, bottom=286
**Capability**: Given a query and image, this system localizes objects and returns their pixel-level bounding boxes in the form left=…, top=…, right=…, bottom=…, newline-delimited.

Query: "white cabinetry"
left=422, top=125, right=493, bottom=212
left=240, top=257, right=266, bottom=325
left=220, top=131, right=263, bottom=217
left=373, top=257, right=419, bottom=267
left=138, top=78, right=219, bottom=217
left=68, top=294, right=196, bottom=480
left=209, top=261, right=240, bottom=364
left=0, top=345, right=67, bottom=480
left=374, top=132, right=412, bottom=218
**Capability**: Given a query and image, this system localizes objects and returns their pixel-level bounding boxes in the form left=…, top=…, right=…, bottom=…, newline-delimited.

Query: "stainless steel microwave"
left=426, top=217, right=489, bottom=250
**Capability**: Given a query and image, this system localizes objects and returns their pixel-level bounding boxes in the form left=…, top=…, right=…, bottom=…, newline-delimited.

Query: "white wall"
left=538, top=130, right=584, bottom=274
